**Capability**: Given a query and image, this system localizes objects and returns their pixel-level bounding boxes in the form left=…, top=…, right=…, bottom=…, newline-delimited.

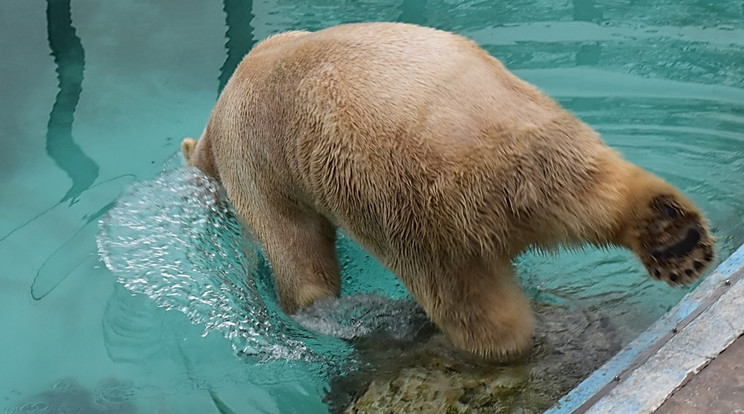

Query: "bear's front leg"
left=229, top=192, right=341, bottom=314
left=407, top=260, right=535, bottom=360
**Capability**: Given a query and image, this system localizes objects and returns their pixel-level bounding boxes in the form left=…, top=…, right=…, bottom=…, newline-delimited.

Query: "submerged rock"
left=332, top=303, right=620, bottom=414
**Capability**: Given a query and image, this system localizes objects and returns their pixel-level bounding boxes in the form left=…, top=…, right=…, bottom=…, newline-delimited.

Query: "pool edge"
left=546, top=243, right=744, bottom=414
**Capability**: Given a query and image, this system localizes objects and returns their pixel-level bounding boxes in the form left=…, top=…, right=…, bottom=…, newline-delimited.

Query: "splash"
left=98, top=168, right=325, bottom=362
left=293, top=294, right=430, bottom=341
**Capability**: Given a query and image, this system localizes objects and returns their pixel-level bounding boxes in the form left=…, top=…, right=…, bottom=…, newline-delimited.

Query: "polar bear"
left=181, top=22, right=714, bottom=359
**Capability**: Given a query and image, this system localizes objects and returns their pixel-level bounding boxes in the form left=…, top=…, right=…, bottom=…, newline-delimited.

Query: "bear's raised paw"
left=638, top=195, right=715, bottom=286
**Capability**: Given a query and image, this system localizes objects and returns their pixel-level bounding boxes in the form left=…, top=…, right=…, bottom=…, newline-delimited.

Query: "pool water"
left=1, top=0, right=743, bottom=412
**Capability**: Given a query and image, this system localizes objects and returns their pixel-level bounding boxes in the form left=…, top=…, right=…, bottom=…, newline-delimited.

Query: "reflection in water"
left=219, top=0, right=256, bottom=92
left=45, top=0, right=99, bottom=203
left=5, top=0, right=165, bottom=248
left=1, top=0, right=128, bottom=302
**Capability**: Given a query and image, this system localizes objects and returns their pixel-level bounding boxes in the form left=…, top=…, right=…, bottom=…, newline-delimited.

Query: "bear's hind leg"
left=629, top=193, right=715, bottom=286
left=413, top=260, right=535, bottom=360
left=235, top=199, right=341, bottom=314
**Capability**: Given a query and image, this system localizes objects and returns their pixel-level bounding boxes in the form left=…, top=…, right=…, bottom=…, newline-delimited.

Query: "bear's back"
left=214, top=23, right=610, bottom=260
left=228, top=23, right=568, bottom=150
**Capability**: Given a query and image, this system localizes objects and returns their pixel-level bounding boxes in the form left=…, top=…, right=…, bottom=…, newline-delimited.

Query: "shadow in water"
left=2, top=0, right=139, bottom=300
left=219, top=0, right=256, bottom=92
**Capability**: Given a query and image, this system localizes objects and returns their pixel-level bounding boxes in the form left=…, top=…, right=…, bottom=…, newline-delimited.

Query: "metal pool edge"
left=547, top=243, right=744, bottom=414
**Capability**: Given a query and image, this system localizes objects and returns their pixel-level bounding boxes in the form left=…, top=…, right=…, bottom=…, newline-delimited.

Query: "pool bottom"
left=548, top=243, right=744, bottom=413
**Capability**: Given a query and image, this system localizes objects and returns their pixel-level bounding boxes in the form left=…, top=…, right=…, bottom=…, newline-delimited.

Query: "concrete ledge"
left=547, top=243, right=744, bottom=414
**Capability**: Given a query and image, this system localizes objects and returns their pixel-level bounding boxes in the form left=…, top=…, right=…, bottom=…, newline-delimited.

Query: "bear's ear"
left=181, top=138, right=197, bottom=165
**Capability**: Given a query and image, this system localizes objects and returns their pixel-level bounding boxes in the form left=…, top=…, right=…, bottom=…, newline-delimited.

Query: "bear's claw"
left=640, top=196, right=714, bottom=286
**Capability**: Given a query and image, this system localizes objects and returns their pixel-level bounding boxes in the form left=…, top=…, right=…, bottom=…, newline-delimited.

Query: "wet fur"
left=182, top=23, right=714, bottom=359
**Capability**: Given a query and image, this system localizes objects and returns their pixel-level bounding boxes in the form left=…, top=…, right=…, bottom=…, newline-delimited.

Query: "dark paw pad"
left=640, top=196, right=714, bottom=286
left=650, top=227, right=701, bottom=261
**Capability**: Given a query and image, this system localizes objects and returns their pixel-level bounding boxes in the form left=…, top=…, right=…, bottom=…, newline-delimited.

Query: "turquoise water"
left=2, top=0, right=743, bottom=412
